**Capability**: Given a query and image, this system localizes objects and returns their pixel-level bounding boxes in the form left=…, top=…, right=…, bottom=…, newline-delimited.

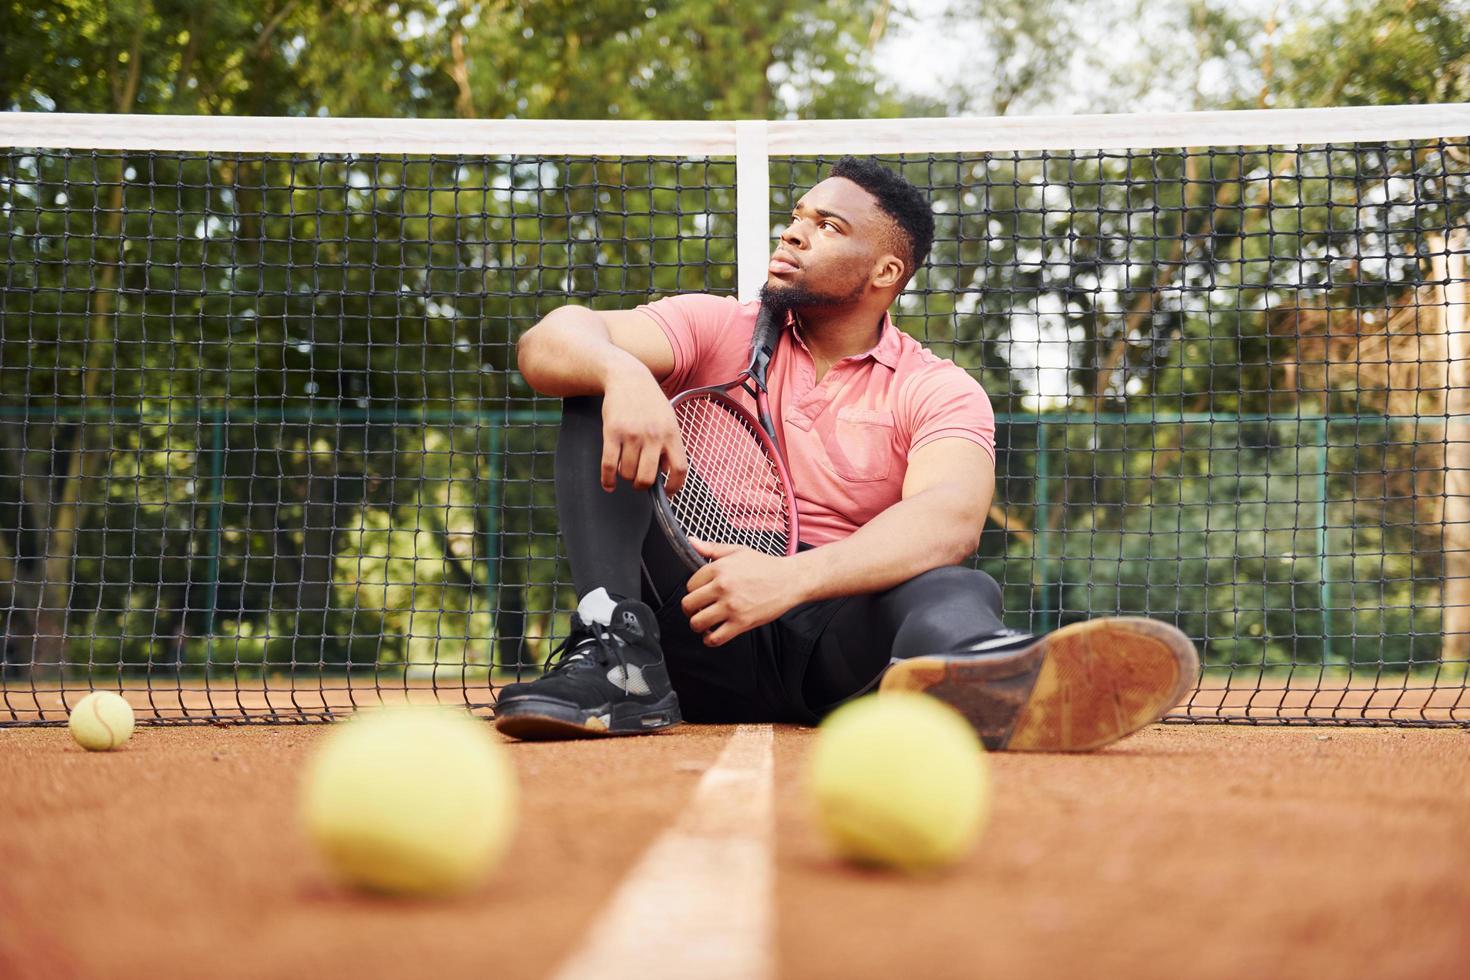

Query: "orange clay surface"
left=2, top=723, right=1469, bottom=980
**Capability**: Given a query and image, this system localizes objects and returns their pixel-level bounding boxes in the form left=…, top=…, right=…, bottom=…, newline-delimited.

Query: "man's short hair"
left=828, top=156, right=935, bottom=285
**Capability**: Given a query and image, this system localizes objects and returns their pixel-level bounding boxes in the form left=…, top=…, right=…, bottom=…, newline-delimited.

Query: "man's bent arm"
left=790, top=438, right=995, bottom=603
left=517, top=305, right=688, bottom=492
left=517, top=305, right=675, bottom=396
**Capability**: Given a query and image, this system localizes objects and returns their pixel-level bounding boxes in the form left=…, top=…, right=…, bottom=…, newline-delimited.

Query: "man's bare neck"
left=794, top=308, right=886, bottom=378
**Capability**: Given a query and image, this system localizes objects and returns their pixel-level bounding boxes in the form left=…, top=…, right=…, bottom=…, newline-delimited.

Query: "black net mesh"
left=0, top=148, right=734, bottom=722
left=773, top=140, right=1470, bottom=725
left=3, top=126, right=1469, bottom=726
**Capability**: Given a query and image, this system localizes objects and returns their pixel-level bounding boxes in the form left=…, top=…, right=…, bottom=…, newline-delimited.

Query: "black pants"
left=556, top=397, right=1007, bottom=725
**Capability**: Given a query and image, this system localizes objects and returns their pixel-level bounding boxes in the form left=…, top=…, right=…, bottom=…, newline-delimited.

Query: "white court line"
left=549, top=724, right=775, bottom=980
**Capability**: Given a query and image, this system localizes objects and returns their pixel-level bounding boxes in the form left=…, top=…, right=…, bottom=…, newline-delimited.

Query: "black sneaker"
left=879, top=617, right=1199, bottom=752
left=494, top=595, right=682, bottom=740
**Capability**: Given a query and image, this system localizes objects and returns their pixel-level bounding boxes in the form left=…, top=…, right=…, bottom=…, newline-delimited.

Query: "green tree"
left=0, top=0, right=907, bottom=677
left=1273, top=0, right=1470, bottom=106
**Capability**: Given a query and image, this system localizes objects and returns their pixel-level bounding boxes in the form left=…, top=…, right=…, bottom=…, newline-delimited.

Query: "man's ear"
left=871, top=253, right=906, bottom=291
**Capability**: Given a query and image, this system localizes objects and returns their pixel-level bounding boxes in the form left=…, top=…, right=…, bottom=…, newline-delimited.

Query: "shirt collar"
left=785, top=311, right=901, bottom=370
left=869, top=313, right=902, bottom=369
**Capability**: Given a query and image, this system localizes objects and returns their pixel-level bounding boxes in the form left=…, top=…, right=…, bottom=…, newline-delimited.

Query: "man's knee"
left=902, top=565, right=1002, bottom=614
left=887, top=565, right=1006, bottom=659
left=560, top=395, right=602, bottom=425
left=556, top=396, right=606, bottom=462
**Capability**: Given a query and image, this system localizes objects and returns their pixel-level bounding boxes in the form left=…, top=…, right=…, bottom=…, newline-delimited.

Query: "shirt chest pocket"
left=820, top=407, right=897, bottom=483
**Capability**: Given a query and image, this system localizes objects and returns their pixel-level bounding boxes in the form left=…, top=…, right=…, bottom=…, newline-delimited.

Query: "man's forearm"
left=517, top=305, right=649, bottom=396
left=788, top=486, right=988, bottom=604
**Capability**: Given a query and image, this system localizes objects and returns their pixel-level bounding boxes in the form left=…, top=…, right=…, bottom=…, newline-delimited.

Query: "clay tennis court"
left=3, top=720, right=1468, bottom=980
left=4, top=99, right=1470, bottom=980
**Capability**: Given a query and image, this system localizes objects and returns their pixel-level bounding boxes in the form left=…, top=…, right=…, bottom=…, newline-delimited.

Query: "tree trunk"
left=294, top=455, right=340, bottom=661
left=288, top=436, right=362, bottom=665
left=0, top=427, right=40, bottom=673
left=475, top=480, right=530, bottom=671
left=495, top=577, right=531, bottom=673
left=1438, top=230, right=1470, bottom=662
left=448, top=0, right=478, bottom=120
left=7, top=13, right=149, bottom=672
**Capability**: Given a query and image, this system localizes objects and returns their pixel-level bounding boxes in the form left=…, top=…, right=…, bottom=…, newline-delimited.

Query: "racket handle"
left=748, top=304, right=779, bottom=387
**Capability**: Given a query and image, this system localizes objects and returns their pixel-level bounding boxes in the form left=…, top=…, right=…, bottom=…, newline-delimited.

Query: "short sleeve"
left=901, top=364, right=996, bottom=461
left=634, top=293, right=742, bottom=395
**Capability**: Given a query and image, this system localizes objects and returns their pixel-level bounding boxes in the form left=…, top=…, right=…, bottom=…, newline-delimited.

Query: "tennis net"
left=1, top=106, right=1468, bottom=726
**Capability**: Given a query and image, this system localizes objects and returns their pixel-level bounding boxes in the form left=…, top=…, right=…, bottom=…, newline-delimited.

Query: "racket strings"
left=671, top=396, right=792, bottom=556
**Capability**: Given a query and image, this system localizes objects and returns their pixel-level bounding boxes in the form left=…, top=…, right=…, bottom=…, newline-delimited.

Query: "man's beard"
left=758, top=275, right=866, bottom=318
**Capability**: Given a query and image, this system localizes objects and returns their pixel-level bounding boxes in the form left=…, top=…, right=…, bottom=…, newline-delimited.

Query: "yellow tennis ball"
left=301, top=705, right=518, bottom=897
left=808, top=692, right=991, bottom=873
left=68, top=691, right=135, bottom=751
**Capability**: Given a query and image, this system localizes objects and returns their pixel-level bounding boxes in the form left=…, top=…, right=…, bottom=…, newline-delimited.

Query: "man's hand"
left=681, top=539, right=809, bottom=646
left=600, top=367, right=688, bottom=493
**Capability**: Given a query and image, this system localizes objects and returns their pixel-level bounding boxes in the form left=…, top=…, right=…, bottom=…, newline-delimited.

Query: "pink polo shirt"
left=637, top=294, right=995, bottom=546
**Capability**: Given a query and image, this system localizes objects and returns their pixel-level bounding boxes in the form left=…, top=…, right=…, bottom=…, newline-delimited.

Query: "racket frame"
left=651, top=306, right=798, bottom=571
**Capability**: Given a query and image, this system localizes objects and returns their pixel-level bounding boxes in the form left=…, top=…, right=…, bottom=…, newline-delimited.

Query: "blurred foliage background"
left=0, top=0, right=1468, bottom=684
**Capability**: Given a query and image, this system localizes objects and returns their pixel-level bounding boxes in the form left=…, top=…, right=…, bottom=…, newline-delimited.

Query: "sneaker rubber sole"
left=878, top=617, right=1199, bottom=752
left=493, top=691, right=682, bottom=741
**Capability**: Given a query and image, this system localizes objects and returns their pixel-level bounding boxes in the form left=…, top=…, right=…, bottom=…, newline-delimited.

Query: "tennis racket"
left=651, top=304, right=799, bottom=572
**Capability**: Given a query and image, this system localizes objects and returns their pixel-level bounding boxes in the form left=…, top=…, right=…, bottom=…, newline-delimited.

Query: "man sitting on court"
left=495, top=156, right=1198, bottom=751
